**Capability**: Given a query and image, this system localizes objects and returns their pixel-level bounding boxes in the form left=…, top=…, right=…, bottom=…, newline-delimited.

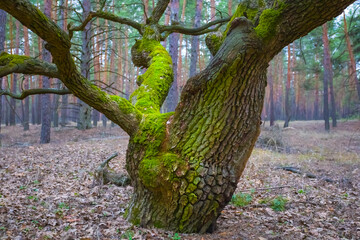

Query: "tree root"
left=93, top=152, right=131, bottom=187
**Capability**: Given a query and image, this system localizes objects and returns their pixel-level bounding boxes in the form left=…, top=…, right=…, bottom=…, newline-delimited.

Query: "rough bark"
left=0, top=0, right=356, bottom=234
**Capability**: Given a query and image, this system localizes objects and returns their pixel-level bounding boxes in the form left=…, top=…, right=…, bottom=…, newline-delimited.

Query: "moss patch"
left=130, top=39, right=173, bottom=114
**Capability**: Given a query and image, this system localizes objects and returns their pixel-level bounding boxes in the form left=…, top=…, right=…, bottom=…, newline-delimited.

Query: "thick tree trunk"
left=126, top=18, right=266, bottom=233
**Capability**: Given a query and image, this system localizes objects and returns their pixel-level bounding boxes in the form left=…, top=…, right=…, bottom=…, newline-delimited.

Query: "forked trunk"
left=126, top=18, right=266, bottom=233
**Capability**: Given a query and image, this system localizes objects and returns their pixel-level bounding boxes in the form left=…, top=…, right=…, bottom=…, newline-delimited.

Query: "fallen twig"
left=238, top=185, right=294, bottom=193
left=276, top=166, right=335, bottom=183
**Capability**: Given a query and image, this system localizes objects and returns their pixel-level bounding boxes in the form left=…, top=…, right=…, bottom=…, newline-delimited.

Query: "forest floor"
left=0, top=120, right=359, bottom=240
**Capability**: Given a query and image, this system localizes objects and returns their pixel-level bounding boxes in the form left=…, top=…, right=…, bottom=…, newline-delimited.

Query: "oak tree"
left=0, top=0, right=355, bottom=233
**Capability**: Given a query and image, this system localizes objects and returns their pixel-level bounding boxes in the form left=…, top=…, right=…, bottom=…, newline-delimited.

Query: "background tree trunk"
left=343, top=12, right=360, bottom=101
left=284, top=44, right=291, bottom=127
left=165, top=0, right=180, bottom=112
left=77, top=0, right=92, bottom=130
left=0, top=9, right=6, bottom=146
left=40, top=0, right=52, bottom=143
left=269, top=61, right=275, bottom=126
left=322, top=23, right=331, bottom=131
left=23, top=25, right=30, bottom=130
left=189, top=0, right=203, bottom=77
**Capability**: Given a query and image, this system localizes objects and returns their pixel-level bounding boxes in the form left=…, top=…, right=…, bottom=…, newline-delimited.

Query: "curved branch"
left=69, top=11, right=142, bottom=38
left=0, top=88, right=71, bottom=100
left=0, top=52, right=60, bottom=78
left=160, top=17, right=230, bottom=35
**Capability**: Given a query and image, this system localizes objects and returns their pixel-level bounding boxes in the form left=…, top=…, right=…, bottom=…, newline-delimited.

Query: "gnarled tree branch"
left=0, top=88, right=71, bottom=100
left=0, top=52, right=60, bottom=78
left=69, top=11, right=142, bottom=38
left=160, top=17, right=231, bottom=35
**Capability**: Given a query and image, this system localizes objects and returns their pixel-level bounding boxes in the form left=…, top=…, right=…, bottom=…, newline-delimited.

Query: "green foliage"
left=231, top=193, right=253, bottom=207
left=270, top=196, right=288, bottom=211
left=121, top=230, right=135, bottom=240
left=168, top=233, right=181, bottom=240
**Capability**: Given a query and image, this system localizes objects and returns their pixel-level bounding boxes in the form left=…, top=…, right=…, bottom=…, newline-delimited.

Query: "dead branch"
left=93, top=152, right=131, bottom=187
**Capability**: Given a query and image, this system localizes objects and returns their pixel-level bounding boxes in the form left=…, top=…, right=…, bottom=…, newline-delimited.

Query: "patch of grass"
left=121, top=229, right=134, bottom=240
left=231, top=193, right=253, bottom=207
left=271, top=196, right=288, bottom=211
left=168, top=233, right=181, bottom=240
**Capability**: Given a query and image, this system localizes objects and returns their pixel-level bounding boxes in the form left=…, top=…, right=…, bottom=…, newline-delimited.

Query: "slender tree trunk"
left=166, top=0, right=180, bottom=112
left=189, top=0, right=203, bottom=77
left=9, top=18, right=16, bottom=126
left=322, top=23, right=330, bottom=131
left=176, top=0, right=186, bottom=94
left=343, top=12, right=360, bottom=101
left=23, top=25, right=30, bottom=130
left=322, top=23, right=337, bottom=127
left=77, top=0, right=92, bottom=130
left=60, top=0, right=68, bottom=126
left=314, top=64, right=320, bottom=120
left=92, top=16, right=101, bottom=127
left=284, top=44, right=291, bottom=127
left=40, top=0, right=52, bottom=143
left=0, top=9, right=6, bottom=146
left=228, top=0, right=232, bottom=16
left=269, top=61, right=275, bottom=126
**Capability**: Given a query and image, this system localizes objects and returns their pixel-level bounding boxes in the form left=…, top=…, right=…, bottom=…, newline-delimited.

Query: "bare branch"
left=0, top=88, right=72, bottom=100
left=160, top=17, right=230, bottom=35
left=69, top=11, right=142, bottom=38
left=0, top=52, right=60, bottom=78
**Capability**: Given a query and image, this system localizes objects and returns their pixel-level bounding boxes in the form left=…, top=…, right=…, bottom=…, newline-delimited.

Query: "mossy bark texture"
left=0, top=0, right=356, bottom=234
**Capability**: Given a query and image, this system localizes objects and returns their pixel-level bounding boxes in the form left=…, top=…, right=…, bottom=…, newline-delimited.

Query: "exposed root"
left=93, top=152, right=131, bottom=187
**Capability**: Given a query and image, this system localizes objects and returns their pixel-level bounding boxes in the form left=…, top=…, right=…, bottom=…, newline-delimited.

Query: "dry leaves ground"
left=0, top=120, right=359, bottom=240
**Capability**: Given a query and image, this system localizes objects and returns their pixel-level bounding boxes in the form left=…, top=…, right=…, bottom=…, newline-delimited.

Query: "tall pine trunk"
left=77, top=0, right=92, bottom=130
left=23, top=25, right=30, bottom=130
left=322, top=23, right=331, bottom=131
left=343, top=12, right=360, bottom=101
left=0, top=9, right=6, bottom=146
left=165, top=0, right=180, bottom=112
left=189, top=0, right=203, bottom=77
left=40, top=0, right=52, bottom=143
left=284, top=44, right=291, bottom=127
